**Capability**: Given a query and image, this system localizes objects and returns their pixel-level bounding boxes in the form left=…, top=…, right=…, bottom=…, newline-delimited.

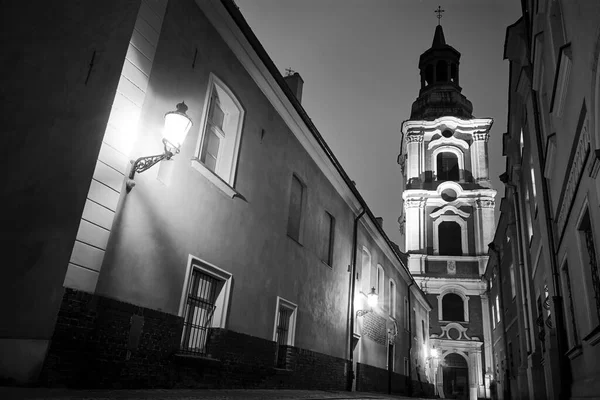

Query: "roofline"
left=217, top=0, right=430, bottom=303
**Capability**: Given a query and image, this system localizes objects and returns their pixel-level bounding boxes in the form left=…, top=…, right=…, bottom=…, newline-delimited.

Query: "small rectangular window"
left=491, top=305, right=496, bottom=329
left=495, top=295, right=501, bottom=323
left=403, top=296, right=409, bottom=329
left=510, top=263, right=517, bottom=299
left=389, top=280, right=396, bottom=319
left=321, top=212, right=335, bottom=265
left=287, top=175, right=304, bottom=242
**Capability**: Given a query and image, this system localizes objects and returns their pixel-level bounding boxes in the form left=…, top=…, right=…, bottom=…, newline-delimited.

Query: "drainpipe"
left=488, top=242, right=511, bottom=399
left=347, top=208, right=366, bottom=391
left=407, top=281, right=414, bottom=396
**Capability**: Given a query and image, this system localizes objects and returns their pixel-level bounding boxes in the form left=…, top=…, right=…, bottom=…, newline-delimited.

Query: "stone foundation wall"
left=39, top=289, right=350, bottom=390
left=355, top=362, right=409, bottom=394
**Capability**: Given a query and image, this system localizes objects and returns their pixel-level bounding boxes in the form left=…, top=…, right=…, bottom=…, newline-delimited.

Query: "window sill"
left=320, top=260, right=333, bottom=269
left=583, top=324, right=600, bottom=346
left=565, top=344, right=583, bottom=360
left=191, top=158, right=240, bottom=199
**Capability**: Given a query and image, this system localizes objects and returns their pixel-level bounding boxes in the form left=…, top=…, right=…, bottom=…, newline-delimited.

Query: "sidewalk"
left=0, top=388, right=434, bottom=400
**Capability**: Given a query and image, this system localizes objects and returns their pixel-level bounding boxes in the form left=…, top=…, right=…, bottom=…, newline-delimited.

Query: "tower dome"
left=410, top=25, right=473, bottom=120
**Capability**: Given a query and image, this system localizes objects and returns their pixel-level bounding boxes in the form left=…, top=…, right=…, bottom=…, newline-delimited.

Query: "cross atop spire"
left=434, top=6, right=445, bottom=26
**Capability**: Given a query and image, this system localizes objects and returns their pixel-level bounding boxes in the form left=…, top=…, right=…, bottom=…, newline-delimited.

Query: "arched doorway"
left=443, top=353, right=469, bottom=399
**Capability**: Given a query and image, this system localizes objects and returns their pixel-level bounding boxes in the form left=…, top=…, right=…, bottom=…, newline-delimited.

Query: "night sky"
left=236, top=0, right=521, bottom=248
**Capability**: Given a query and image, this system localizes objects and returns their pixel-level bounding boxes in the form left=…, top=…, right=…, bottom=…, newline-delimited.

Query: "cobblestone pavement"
left=0, top=388, right=433, bottom=400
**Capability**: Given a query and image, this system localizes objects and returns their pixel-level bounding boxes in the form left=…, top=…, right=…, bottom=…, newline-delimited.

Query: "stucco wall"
left=96, top=0, right=357, bottom=361
left=0, top=0, right=140, bottom=383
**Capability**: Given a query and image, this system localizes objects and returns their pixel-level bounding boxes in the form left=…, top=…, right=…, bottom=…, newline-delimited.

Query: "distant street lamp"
left=126, top=101, right=193, bottom=191
left=357, top=287, right=378, bottom=317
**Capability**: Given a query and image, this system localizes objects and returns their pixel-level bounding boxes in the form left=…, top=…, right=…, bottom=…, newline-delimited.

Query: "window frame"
left=287, top=174, right=306, bottom=243
left=192, top=73, right=245, bottom=195
left=377, top=264, right=385, bottom=305
left=321, top=211, right=335, bottom=266
left=178, top=255, right=233, bottom=354
left=432, top=216, right=468, bottom=256
left=272, top=296, right=298, bottom=347
left=437, top=287, right=470, bottom=322
left=389, top=279, right=397, bottom=319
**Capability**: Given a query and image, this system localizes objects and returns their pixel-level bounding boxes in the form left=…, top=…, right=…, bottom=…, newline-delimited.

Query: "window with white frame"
left=495, top=295, right=501, bottom=323
left=433, top=215, right=468, bottom=256
left=287, top=175, right=305, bottom=242
left=273, top=297, right=298, bottom=368
left=492, top=305, right=496, bottom=329
left=377, top=264, right=385, bottom=304
left=195, top=74, right=244, bottom=186
left=510, top=263, right=517, bottom=299
left=437, top=152, right=459, bottom=181
left=178, top=257, right=232, bottom=356
left=442, top=293, right=465, bottom=322
left=361, top=247, right=372, bottom=294
left=389, top=279, right=397, bottom=319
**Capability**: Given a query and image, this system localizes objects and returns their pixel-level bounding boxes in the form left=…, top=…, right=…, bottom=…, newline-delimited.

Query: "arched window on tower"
left=442, top=293, right=465, bottom=321
left=450, top=63, right=458, bottom=83
left=437, top=152, right=459, bottom=181
left=436, top=60, right=448, bottom=82
left=425, top=64, right=434, bottom=86
left=438, top=221, right=462, bottom=256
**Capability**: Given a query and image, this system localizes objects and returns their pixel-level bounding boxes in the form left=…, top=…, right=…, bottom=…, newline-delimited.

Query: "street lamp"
left=357, top=287, right=378, bottom=317
left=126, top=101, right=193, bottom=192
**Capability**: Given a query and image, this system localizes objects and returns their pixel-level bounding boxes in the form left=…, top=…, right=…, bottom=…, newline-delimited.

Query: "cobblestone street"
left=0, top=388, right=431, bottom=400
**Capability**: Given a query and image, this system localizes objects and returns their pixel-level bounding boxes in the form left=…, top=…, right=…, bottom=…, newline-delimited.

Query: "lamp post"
left=356, top=287, right=378, bottom=317
left=126, top=101, right=193, bottom=192
left=428, top=347, right=439, bottom=397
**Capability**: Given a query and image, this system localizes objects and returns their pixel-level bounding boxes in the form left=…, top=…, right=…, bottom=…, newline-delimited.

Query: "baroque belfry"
left=399, top=22, right=496, bottom=400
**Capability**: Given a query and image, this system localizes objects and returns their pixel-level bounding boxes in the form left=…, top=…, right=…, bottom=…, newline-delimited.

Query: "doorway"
left=442, top=353, right=469, bottom=399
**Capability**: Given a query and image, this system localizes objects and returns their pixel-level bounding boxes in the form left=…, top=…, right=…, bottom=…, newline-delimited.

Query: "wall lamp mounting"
left=126, top=102, right=193, bottom=192
left=356, top=287, right=378, bottom=317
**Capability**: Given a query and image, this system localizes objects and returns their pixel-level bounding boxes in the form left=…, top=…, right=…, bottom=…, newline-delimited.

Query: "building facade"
left=399, top=25, right=497, bottom=400
left=490, top=1, right=600, bottom=399
left=2, top=0, right=434, bottom=394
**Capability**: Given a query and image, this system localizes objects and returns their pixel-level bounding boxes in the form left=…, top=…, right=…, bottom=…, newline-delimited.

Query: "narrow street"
left=0, top=388, right=433, bottom=400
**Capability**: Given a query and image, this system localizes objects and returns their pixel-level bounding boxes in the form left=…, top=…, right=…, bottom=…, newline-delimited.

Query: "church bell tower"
left=399, top=20, right=496, bottom=400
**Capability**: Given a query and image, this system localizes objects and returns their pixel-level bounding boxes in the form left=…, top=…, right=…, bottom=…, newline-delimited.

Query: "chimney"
left=284, top=72, right=304, bottom=103
left=375, top=217, right=383, bottom=229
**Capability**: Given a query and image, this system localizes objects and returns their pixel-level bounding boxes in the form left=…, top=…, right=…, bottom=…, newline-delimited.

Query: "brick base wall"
left=356, top=362, right=409, bottom=395
left=39, top=289, right=349, bottom=390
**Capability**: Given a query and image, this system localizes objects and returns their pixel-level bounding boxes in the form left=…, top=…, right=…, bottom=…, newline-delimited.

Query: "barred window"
left=273, top=297, right=297, bottom=368
left=180, top=270, right=221, bottom=356
left=178, top=258, right=232, bottom=357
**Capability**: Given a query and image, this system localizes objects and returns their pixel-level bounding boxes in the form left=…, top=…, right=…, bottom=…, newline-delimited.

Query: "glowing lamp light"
left=163, top=102, right=193, bottom=151
left=357, top=287, right=378, bottom=317
left=431, top=348, right=439, bottom=359
left=366, top=287, right=378, bottom=308
left=126, top=102, right=193, bottom=192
